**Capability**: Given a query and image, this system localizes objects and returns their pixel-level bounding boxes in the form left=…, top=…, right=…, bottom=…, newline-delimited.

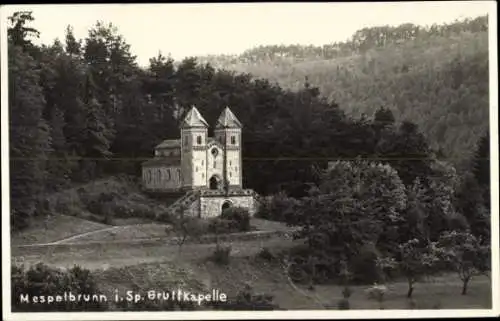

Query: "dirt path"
left=13, top=237, right=298, bottom=271
left=48, top=225, right=123, bottom=244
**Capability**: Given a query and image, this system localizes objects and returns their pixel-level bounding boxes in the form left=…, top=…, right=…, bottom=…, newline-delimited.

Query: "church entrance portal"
left=221, top=201, right=232, bottom=211
left=209, top=175, right=220, bottom=190
left=221, top=200, right=232, bottom=216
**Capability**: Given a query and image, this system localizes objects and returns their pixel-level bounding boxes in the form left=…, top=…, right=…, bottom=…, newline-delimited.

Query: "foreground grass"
left=11, top=214, right=110, bottom=246
left=91, top=257, right=492, bottom=310
left=37, top=218, right=291, bottom=244
left=13, top=234, right=492, bottom=310
left=12, top=235, right=299, bottom=270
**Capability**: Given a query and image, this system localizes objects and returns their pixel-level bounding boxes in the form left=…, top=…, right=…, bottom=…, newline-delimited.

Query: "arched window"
left=201, top=160, right=204, bottom=166
left=195, top=166, right=198, bottom=172
left=231, top=136, right=236, bottom=145
left=158, top=169, right=162, bottom=182
left=213, top=161, right=216, bottom=169
left=197, top=136, right=202, bottom=145
left=177, top=169, right=181, bottom=181
left=184, top=136, right=188, bottom=146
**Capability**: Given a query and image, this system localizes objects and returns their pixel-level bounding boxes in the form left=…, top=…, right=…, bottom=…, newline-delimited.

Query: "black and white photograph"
left=1, top=2, right=498, bottom=320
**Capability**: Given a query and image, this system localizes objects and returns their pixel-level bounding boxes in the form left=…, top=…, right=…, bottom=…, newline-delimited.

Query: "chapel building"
left=141, top=106, right=258, bottom=217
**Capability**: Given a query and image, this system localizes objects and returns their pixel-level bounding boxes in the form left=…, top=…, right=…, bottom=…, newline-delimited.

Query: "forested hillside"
left=197, top=16, right=490, bottom=166
left=8, top=12, right=490, bottom=237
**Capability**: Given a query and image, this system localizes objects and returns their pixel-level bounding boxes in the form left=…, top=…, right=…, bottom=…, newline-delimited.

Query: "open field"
left=91, top=257, right=492, bottom=310
left=11, top=227, right=492, bottom=310
left=55, top=223, right=173, bottom=243
left=12, top=236, right=299, bottom=271
left=10, top=214, right=111, bottom=246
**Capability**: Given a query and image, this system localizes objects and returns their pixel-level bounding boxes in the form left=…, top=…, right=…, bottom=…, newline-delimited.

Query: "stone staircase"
left=165, top=190, right=200, bottom=216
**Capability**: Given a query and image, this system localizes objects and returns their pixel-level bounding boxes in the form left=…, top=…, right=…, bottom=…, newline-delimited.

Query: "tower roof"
left=180, top=106, right=209, bottom=128
left=215, top=107, right=242, bottom=129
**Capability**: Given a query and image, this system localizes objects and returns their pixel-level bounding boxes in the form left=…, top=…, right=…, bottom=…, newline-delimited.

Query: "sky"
left=1, top=2, right=495, bottom=67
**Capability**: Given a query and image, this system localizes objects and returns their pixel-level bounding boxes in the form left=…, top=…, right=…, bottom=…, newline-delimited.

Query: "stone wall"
left=142, top=166, right=182, bottom=190
left=199, top=195, right=256, bottom=218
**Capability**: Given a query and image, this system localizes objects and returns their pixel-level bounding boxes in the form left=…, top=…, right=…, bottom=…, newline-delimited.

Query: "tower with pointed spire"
left=180, top=106, right=209, bottom=189
left=214, top=106, right=243, bottom=189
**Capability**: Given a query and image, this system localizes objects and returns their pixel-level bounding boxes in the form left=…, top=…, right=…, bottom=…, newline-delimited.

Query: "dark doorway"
left=221, top=201, right=232, bottom=211
left=209, top=175, right=219, bottom=190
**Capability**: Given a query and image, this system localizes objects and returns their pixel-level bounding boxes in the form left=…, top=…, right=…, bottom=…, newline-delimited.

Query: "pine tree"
left=9, top=44, right=51, bottom=230
left=65, top=25, right=81, bottom=57
left=472, top=132, right=490, bottom=208
left=46, top=106, right=73, bottom=190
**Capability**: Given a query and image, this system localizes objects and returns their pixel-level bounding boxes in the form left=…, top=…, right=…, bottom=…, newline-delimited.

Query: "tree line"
left=8, top=11, right=489, bottom=237
left=197, top=15, right=490, bottom=170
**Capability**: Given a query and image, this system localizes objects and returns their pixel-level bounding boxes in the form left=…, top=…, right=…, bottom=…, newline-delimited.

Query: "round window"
left=211, top=148, right=218, bottom=157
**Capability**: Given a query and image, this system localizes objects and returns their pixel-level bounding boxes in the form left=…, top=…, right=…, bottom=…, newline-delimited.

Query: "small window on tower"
left=197, top=136, right=202, bottom=145
left=231, top=136, right=236, bottom=145
left=213, top=161, right=216, bottom=169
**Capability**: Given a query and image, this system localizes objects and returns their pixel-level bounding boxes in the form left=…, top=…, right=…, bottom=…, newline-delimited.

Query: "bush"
left=208, top=218, right=238, bottom=234
left=12, top=263, right=108, bottom=312
left=258, top=247, right=275, bottom=261
left=349, top=243, right=382, bottom=284
left=212, top=284, right=277, bottom=310
left=211, top=245, right=232, bottom=265
left=342, top=286, right=352, bottom=299
left=337, top=298, right=350, bottom=310
left=221, top=207, right=251, bottom=232
left=255, top=192, right=300, bottom=224
left=11, top=210, right=31, bottom=231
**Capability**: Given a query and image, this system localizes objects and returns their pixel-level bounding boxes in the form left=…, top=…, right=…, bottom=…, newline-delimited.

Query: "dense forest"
left=197, top=16, right=490, bottom=168
left=8, top=11, right=490, bottom=239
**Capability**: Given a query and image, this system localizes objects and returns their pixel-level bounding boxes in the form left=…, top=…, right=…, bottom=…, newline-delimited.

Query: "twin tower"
left=142, top=106, right=243, bottom=192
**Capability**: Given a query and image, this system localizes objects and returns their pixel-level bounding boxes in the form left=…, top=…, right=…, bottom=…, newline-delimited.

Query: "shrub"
left=365, top=284, right=388, bottom=309
left=255, top=192, right=300, bottom=224
left=350, top=243, right=382, bottom=284
left=173, top=216, right=209, bottom=249
left=221, top=206, right=250, bottom=232
left=212, top=284, right=277, bottom=310
left=211, top=245, right=232, bottom=265
left=11, top=263, right=108, bottom=312
left=208, top=218, right=238, bottom=234
left=11, top=210, right=30, bottom=231
left=342, top=286, right=352, bottom=299
left=102, top=213, right=114, bottom=225
left=258, top=247, right=275, bottom=261
left=337, top=298, right=350, bottom=310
